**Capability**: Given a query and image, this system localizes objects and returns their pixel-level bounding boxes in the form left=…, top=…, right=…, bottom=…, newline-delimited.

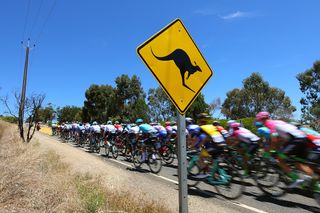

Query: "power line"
left=35, top=0, right=58, bottom=44
left=29, top=0, right=44, bottom=38
left=22, top=0, right=32, bottom=40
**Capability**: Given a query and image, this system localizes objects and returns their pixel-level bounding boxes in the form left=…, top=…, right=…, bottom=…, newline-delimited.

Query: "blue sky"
left=1, top=0, right=320, bottom=119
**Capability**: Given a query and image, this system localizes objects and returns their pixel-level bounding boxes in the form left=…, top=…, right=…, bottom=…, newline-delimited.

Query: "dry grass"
left=0, top=121, right=172, bottom=213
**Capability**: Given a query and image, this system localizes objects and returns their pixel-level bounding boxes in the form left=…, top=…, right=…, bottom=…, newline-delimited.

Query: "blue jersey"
left=187, top=124, right=201, bottom=137
left=300, top=127, right=320, bottom=137
left=139, top=124, right=153, bottom=134
left=257, top=127, right=270, bottom=139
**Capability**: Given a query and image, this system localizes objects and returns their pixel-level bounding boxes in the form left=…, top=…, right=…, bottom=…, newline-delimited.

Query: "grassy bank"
left=0, top=121, right=172, bottom=213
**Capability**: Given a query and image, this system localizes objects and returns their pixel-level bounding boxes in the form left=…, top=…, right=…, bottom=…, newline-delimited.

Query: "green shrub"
left=0, top=116, right=18, bottom=124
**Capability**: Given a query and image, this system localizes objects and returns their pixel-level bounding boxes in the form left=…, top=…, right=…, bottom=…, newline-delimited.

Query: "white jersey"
left=128, top=126, right=139, bottom=134
left=65, top=124, right=72, bottom=130
left=85, top=123, right=91, bottom=130
left=91, top=124, right=101, bottom=133
left=172, top=125, right=178, bottom=132
left=78, top=125, right=85, bottom=132
left=105, top=124, right=116, bottom=133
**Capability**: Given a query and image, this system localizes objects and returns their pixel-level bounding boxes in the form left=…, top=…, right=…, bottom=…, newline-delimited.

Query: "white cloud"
left=221, top=11, right=252, bottom=20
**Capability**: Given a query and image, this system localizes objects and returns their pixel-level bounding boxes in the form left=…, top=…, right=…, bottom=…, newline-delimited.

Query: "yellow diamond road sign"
left=137, top=19, right=213, bottom=114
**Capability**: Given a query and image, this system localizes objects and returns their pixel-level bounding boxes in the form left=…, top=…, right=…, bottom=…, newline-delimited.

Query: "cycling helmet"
left=186, top=117, right=193, bottom=124
left=165, top=121, right=171, bottom=126
left=231, top=122, right=241, bottom=129
left=93, top=121, right=98, bottom=125
left=255, top=112, right=270, bottom=121
left=135, top=118, right=143, bottom=124
left=197, top=112, right=210, bottom=120
left=107, top=120, right=112, bottom=125
left=254, top=121, right=263, bottom=128
left=227, top=120, right=236, bottom=127
left=171, top=121, right=177, bottom=126
left=212, top=120, right=220, bottom=126
left=115, top=121, right=119, bottom=124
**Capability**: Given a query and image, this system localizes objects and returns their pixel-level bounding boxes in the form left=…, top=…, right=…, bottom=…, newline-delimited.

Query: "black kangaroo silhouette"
left=151, top=48, right=201, bottom=93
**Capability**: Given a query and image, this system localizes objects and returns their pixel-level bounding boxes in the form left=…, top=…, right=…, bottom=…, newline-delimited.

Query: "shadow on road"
left=187, top=187, right=216, bottom=198
left=126, top=166, right=150, bottom=173
left=163, top=163, right=178, bottom=169
left=243, top=191, right=320, bottom=212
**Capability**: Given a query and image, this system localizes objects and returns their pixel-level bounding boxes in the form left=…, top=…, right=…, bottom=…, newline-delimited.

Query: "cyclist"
left=135, top=119, right=157, bottom=162
left=212, top=120, right=229, bottom=138
left=186, top=117, right=200, bottom=148
left=153, top=123, right=167, bottom=146
left=256, top=111, right=314, bottom=188
left=190, top=114, right=225, bottom=174
left=228, top=122, right=260, bottom=176
left=255, top=121, right=272, bottom=158
left=114, top=121, right=123, bottom=132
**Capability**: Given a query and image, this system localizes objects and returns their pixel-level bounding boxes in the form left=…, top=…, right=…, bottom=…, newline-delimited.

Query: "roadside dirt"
left=34, top=132, right=240, bottom=213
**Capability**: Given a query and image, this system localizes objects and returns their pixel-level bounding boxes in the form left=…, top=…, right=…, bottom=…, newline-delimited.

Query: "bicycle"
left=187, top=147, right=244, bottom=199
left=132, top=135, right=162, bottom=174
left=254, top=152, right=320, bottom=205
left=103, top=133, right=119, bottom=158
left=158, top=138, right=176, bottom=165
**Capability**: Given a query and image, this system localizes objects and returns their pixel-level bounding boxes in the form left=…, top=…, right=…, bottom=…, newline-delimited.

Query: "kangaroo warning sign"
left=137, top=19, right=213, bottom=114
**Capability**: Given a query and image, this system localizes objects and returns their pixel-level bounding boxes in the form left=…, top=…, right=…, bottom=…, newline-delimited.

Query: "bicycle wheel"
left=111, top=144, right=119, bottom=159
left=95, top=143, right=101, bottom=153
left=133, top=150, right=143, bottom=168
left=314, top=192, right=320, bottom=206
left=187, top=163, right=201, bottom=187
left=214, top=161, right=244, bottom=200
left=104, top=144, right=110, bottom=157
left=253, top=162, right=288, bottom=197
left=162, top=147, right=175, bottom=165
left=125, top=145, right=133, bottom=161
left=148, top=152, right=162, bottom=174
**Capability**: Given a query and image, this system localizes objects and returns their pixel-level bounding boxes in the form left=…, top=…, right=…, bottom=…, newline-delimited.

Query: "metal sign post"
left=177, top=112, right=188, bottom=213
left=137, top=19, right=214, bottom=213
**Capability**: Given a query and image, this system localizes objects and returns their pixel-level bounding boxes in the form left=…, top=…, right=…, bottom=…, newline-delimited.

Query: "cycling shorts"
left=280, top=137, right=308, bottom=159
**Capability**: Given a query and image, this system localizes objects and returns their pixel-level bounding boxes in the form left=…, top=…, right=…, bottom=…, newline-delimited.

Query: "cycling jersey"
left=200, top=125, right=225, bottom=144
left=165, top=126, right=173, bottom=133
left=128, top=126, right=139, bottom=134
left=115, top=124, right=123, bottom=132
left=172, top=125, right=178, bottom=132
left=139, top=123, right=153, bottom=134
left=257, top=127, right=271, bottom=147
left=232, top=127, right=260, bottom=144
left=187, top=124, right=201, bottom=137
left=153, top=125, right=165, bottom=132
left=265, top=120, right=306, bottom=140
left=91, top=124, right=101, bottom=133
left=78, top=125, right=85, bottom=132
left=84, top=123, right=91, bottom=131
left=300, top=127, right=320, bottom=138
left=105, top=124, right=116, bottom=133
left=215, top=125, right=228, bottom=137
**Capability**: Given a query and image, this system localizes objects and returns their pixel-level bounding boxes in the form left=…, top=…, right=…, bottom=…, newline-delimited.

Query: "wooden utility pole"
left=18, top=39, right=33, bottom=141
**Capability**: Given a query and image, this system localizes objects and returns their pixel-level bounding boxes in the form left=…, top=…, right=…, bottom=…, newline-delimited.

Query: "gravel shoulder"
left=34, top=132, right=244, bottom=213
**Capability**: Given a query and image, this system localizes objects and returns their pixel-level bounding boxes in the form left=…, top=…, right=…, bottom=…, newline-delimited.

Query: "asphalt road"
left=50, top=135, right=320, bottom=213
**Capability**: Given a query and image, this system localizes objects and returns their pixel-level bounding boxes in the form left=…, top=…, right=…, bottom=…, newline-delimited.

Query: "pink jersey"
left=166, top=126, right=173, bottom=132
left=154, top=125, right=166, bottom=132
left=232, top=127, right=260, bottom=143
left=265, top=120, right=306, bottom=139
